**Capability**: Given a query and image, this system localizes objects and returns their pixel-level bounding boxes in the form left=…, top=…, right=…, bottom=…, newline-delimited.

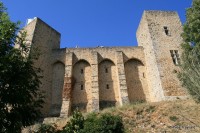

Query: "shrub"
left=169, top=116, right=178, bottom=122
left=61, top=110, right=124, bottom=133
left=62, top=109, right=84, bottom=133
left=35, top=124, right=58, bottom=133
left=82, top=113, right=124, bottom=133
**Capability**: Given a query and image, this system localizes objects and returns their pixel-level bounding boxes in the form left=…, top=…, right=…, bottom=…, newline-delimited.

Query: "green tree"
left=0, top=2, right=44, bottom=132
left=62, top=110, right=85, bottom=133
left=179, top=0, right=200, bottom=102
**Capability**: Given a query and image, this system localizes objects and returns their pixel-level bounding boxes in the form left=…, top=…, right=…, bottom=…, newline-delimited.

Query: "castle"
left=23, top=11, right=187, bottom=117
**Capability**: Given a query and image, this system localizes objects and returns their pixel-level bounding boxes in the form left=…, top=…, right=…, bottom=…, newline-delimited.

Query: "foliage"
left=82, top=113, right=124, bottom=133
left=0, top=2, right=44, bottom=132
left=169, top=116, right=178, bottom=122
left=61, top=110, right=124, bottom=133
left=62, top=109, right=84, bottom=133
left=35, top=124, right=59, bottom=133
left=178, top=0, right=200, bottom=102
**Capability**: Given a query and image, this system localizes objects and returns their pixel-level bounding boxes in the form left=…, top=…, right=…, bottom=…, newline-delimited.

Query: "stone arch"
left=50, top=61, right=65, bottom=116
left=124, top=58, right=147, bottom=102
left=98, top=59, right=119, bottom=109
left=72, top=59, right=91, bottom=112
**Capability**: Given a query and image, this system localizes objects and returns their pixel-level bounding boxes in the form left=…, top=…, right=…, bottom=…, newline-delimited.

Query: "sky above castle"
left=3, top=0, right=192, bottom=48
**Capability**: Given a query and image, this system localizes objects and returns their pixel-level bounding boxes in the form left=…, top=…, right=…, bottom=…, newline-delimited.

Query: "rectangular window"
left=81, top=84, right=84, bottom=90
left=81, top=69, right=84, bottom=74
left=143, top=72, right=145, bottom=78
left=106, top=84, right=109, bottom=89
left=170, top=50, right=180, bottom=65
left=105, top=68, right=108, bottom=73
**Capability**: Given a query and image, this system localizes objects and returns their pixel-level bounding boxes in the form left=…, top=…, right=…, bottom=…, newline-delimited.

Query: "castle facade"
left=23, top=11, right=187, bottom=117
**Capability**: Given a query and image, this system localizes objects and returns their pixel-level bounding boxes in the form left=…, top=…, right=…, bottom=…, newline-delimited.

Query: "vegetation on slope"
left=29, top=99, right=200, bottom=133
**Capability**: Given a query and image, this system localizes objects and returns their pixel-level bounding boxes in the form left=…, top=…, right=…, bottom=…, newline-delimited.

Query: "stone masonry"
left=22, top=11, right=187, bottom=117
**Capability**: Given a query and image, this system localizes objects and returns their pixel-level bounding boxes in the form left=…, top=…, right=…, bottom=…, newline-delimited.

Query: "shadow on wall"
left=72, top=59, right=91, bottom=113
left=98, top=59, right=117, bottom=109
left=124, top=59, right=146, bottom=103
left=50, top=61, right=65, bottom=117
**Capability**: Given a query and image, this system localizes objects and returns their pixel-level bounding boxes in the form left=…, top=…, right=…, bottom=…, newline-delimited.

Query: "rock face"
left=23, top=10, right=187, bottom=117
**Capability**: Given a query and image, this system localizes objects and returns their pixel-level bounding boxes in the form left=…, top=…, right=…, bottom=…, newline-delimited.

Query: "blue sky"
left=3, top=0, right=192, bottom=48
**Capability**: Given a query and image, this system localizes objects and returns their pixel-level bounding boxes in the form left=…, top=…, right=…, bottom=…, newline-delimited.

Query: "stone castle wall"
left=23, top=11, right=188, bottom=117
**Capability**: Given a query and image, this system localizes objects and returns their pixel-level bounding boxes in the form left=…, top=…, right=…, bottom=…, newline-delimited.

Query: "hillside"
left=102, top=99, right=200, bottom=133
left=23, top=99, right=200, bottom=133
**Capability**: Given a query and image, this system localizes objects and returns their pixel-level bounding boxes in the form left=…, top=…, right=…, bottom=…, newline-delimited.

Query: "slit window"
left=143, top=72, right=145, bottom=78
left=106, top=84, right=109, bottom=89
left=164, top=26, right=169, bottom=36
left=81, top=84, right=84, bottom=90
left=170, top=50, right=180, bottom=65
left=105, top=68, right=108, bottom=73
left=81, top=69, right=84, bottom=74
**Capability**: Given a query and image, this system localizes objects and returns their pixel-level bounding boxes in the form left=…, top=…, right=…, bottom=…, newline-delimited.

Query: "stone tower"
left=23, top=18, right=61, bottom=116
left=137, top=11, right=187, bottom=102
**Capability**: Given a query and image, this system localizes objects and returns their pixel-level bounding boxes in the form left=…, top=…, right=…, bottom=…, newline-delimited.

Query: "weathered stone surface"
left=23, top=11, right=187, bottom=117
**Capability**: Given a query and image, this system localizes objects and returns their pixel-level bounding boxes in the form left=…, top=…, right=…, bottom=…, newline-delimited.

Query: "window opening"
left=170, top=50, right=180, bottom=65
left=105, top=68, right=108, bottom=73
left=106, top=84, right=109, bottom=89
left=81, top=69, right=84, bottom=74
left=143, top=72, right=145, bottom=78
left=81, top=84, right=84, bottom=90
left=164, top=26, right=169, bottom=36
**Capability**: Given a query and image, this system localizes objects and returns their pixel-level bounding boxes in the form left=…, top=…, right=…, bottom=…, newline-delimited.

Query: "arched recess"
left=124, top=59, right=147, bottom=102
left=72, top=59, right=91, bottom=112
left=50, top=61, right=65, bottom=116
left=98, top=59, right=119, bottom=109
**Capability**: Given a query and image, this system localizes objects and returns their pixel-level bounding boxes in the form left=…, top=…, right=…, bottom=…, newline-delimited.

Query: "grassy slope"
left=23, top=99, right=200, bottom=133
left=100, top=99, right=200, bottom=133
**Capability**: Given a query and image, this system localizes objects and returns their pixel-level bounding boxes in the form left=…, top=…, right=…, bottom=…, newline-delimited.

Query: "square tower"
left=137, top=11, right=187, bottom=102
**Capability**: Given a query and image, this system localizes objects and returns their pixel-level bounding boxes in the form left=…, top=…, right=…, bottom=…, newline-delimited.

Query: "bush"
left=61, top=111, right=124, bottom=133
left=82, top=113, right=124, bottom=133
left=169, top=116, right=178, bottom=122
left=34, top=110, right=124, bottom=133
left=62, top=110, right=84, bottom=133
left=35, top=124, right=59, bottom=133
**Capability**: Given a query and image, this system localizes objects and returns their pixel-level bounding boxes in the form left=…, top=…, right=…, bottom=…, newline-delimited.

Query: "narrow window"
left=170, top=50, right=180, bottom=65
left=81, top=69, right=84, bottom=74
left=175, top=50, right=180, bottom=64
left=105, top=68, right=108, bottom=73
left=106, top=84, right=109, bottom=89
left=81, top=84, right=84, bottom=90
left=164, top=26, right=169, bottom=36
left=143, top=72, right=145, bottom=78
